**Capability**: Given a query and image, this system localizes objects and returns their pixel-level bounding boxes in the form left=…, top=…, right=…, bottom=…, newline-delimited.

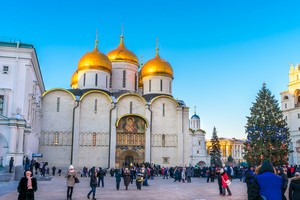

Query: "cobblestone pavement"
left=0, top=175, right=249, bottom=200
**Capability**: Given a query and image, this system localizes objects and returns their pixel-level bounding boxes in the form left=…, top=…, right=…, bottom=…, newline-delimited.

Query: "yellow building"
left=206, top=138, right=246, bottom=164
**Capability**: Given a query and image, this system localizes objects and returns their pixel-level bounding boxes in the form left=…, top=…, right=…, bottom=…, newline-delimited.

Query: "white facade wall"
left=151, top=97, right=179, bottom=166
left=0, top=44, right=44, bottom=166
left=111, top=63, right=138, bottom=92
left=142, top=76, right=172, bottom=95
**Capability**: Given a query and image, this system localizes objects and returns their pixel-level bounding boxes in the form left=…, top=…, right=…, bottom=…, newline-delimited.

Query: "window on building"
left=162, top=134, right=165, bottom=147
left=94, top=99, right=98, bottom=113
left=163, top=103, right=165, bottom=116
left=199, top=141, right=201, bottom=145
left=149, top=80, right=151, bottom=92
left=109, top=74, right=112, bottom=88
left=298, top=113, right=300, bottom=119
left=0, top=95, right=4, bottom=115
left=285, top=116, right=288, bottom=121
left=56, top=97, right=60, bottom=112
left=135, top=74, right=137, bottom=91
left=123, top=70, right=126, bottom=88
left=283, top=96, right=289, bottom=100
left=169, top=81, right=171, bottom=93
left=160, top=79, right=163, bottom=91
left=197, top=150, right=199, bottom=154
left=95, top=74, right=98, bottom=86
left=83, top=73, right=86, bottom=86
left=92, top=132, right=96, bottom=146
left=130, top=102, right=133, bottom=114
left=163, top=157, right=169, bottom=164
left=2, top=66, right=9, bottom=74
left=54, top=133, right=59, bottom=146
left=285, top=103, right=287, bottom=109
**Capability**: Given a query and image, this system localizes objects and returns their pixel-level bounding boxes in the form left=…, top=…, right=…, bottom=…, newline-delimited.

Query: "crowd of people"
left=14, top=159, right=300, bottom=200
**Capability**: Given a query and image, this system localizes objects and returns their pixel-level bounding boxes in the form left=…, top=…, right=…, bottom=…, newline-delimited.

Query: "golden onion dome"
left=140, top=48, right=173, bottom=79
left=77, top=40, right=112, bottom=73
left=70, top=71, right=78, bottom=88
left=107, top=35, right=139, bottom=65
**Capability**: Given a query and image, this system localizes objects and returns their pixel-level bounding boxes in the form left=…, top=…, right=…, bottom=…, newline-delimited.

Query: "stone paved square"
left=0, top=175, right=249, bottom=200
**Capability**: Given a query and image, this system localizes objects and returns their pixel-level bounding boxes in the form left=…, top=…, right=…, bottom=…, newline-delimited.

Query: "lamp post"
left=71, top=98, right=80, bottom=165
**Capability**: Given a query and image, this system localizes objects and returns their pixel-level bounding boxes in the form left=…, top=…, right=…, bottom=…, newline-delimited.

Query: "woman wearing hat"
left=65, top=165, right=77, bottom=200
left=17, top=170, right=37, bottom=200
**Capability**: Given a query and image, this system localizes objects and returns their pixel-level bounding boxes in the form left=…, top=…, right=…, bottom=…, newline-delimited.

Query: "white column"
left=8, top=126, right=18, bottom=153
left=17, top=128, right=24, bottom=154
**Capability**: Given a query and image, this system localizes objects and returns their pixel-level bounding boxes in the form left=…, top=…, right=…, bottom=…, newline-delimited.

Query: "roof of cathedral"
left=68, top=88, right=111, bottom=97
left=191, top=114, right=200, bottom=119
left=0, top=41, right=34, bottom=48
left=140, top=47, right=173, bottom=79
left=107, top=35, right=139, bottom=66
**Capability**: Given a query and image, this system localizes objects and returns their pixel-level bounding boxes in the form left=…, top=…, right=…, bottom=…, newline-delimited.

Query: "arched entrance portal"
left=0, top=133, right=8, bottom=167
left=115, top=115, right=146, bottom=167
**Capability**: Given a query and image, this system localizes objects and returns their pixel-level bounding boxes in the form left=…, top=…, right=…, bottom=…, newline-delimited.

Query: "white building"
left=40, top=35, right=209, bottom=168
left=281, top=64, right=300, bottom=165
left=0, top=40, right=45, bottom=167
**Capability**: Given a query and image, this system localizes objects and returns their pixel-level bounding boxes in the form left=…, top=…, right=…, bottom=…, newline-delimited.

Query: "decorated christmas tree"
left=244, top=83, right=291, bottom=166
left=210, top=127, right=222, bottom=167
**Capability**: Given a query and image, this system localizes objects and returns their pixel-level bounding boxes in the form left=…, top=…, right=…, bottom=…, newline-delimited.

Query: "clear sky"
left=1, top=0, right=300, bottom=139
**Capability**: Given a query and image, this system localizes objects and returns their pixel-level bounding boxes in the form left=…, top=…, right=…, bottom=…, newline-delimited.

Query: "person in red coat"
left=220, top=168, right=232, bottom=196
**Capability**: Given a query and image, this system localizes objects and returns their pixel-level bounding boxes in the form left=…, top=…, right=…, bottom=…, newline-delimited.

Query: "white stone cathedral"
left=281, top=64, right=300, bottom=165
left=0, top=35, right=209, bottom=169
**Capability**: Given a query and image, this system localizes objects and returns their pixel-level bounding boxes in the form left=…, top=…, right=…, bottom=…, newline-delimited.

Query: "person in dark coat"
left=115, top=168, right=122, bottom=190
left=9, top=157, right=14, bottom=173
left=289, top=172, right=300, bottom=200
left=136, top=167, right=144, bottom=190
left=123, top=168, right=131, bottom=190
left=277, top=167, right=288, bottom=200
left=248, top=160, right=282, bottom=200
left=245, top=166, right=255, bottom=196
left=216, top=168, right=223, bottom=195
left=186, top=167, right=192, bottom=183
left=17, top=170, right=37, bottom=200
left=87, top=167, right=97, bottom=200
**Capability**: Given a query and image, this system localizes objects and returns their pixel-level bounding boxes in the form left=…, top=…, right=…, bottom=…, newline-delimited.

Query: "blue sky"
left=1, top=0, right=300, bottom=139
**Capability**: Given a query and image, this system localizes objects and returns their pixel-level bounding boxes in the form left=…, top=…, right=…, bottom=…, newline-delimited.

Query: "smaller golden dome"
left=140, top=48, right=173, bottom=79
left=70, top=71, right=78, bottom=88
left=107, top=35, right=139, bottom=65
left=78, top=42, right=112, bottom=73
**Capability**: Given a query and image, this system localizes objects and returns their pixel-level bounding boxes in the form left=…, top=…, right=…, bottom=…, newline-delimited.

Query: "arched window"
left=130, top=102, right=133, bottom=114
left=283, top=96, right=289, bottom=100
left=160, top=79, right=163, bottom=91
left=109, top=74, right=112, bottom=88
left=135, top=74, right=137, bottom=91
left=0, top=95, right=4, bottom=115
left=95, top=74, right=98, bottom=86
left=83, top=73, right=86, bottom=86
left=92, top=132, right=96, bottom=146
left=162, top=134, right=165, bottom=147
left=56, top=97, right=60, bottom=112
left=169, top=81, right=172, bottom=93
left=54, top=132, right=59, bottom=146
left=149, top=80, right=151, bottom=92
left=162, top=103, right=165, bottom=116
left=123, top=70, right=126, bottom=88
left=94, top=99, right=98, bottom=113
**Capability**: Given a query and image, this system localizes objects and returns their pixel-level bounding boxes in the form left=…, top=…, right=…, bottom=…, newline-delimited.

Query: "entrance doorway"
left=125, top=155, right=134, bottom=166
